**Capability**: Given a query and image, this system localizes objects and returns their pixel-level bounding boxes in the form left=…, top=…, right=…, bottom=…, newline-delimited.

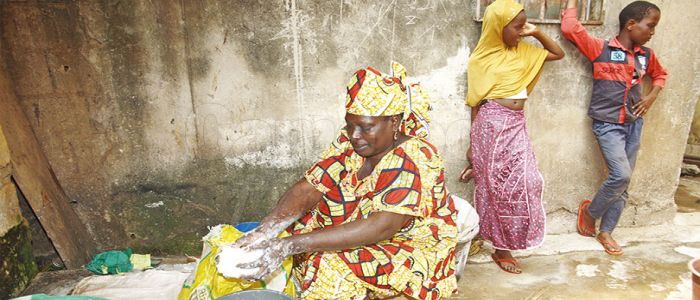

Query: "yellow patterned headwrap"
left=345, top=62, right=431, bottom=138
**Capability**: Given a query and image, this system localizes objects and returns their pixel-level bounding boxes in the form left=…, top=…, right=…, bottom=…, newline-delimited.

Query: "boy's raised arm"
left=561, top=0, right=604, bottom=61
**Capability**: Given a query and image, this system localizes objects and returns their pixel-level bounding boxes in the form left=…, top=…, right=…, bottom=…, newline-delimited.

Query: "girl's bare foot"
left=492, top=249, right=522, bottom=274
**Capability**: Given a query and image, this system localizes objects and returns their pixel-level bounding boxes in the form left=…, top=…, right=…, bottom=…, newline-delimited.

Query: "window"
left=474, top=0, right=605, bottom=25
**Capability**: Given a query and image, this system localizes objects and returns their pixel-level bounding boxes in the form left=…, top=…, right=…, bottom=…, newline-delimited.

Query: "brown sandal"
left=577, top=200, right=596, bottom=237
left=491, top=253, right=522, bottom=274
left=596, top=235, right=623, bottom=255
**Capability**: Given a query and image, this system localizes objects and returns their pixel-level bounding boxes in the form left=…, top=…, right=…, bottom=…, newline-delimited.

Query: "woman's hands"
left=218, top=222, right=294, bottom=280
left=234, top=237, right=295, bottom=281
left=228, top=227, right=269, bottom=249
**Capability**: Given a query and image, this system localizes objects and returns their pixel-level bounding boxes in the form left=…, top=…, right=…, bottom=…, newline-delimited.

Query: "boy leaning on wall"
left=561, top=0, right=668, bottom=255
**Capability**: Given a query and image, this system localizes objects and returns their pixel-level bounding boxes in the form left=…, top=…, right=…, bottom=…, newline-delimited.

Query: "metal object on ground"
left=691, top=257, right=700, bottom=300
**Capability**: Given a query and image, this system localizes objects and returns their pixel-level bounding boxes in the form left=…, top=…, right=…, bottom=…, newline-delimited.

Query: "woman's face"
left=345, top=114, right=398, bottom=158
left=502, top=11, right=527, bottom=47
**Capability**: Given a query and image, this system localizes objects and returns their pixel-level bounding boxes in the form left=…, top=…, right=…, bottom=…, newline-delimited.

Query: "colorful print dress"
left=287, top=129, right=458, bottom=300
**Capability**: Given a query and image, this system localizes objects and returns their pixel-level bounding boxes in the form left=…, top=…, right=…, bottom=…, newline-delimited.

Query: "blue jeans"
left=588, top=118, right=643, bottom=233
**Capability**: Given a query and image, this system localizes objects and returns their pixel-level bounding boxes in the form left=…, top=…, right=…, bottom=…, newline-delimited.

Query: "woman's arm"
left=285, top=211, right=412, bottom=254
left=236, top=211, right=412, bottom=280
left=234, top=178, right=323, bottom=247
left=523, top=23, right=565, bottom=61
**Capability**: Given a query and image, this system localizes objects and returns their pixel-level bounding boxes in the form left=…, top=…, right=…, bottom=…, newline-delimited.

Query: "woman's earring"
left=394, top=130, right=399, bottom=141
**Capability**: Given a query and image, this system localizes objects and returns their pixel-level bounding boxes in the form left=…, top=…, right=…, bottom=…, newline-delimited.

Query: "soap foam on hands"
left=216, top=246, right=265, bottom=278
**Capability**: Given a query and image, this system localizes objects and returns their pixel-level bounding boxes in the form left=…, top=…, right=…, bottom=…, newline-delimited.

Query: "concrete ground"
left=456, top=215, right=699, bottom=299
left=455, top=176, right=700, bottom=300
left=18, top=177, right=700, bottom=299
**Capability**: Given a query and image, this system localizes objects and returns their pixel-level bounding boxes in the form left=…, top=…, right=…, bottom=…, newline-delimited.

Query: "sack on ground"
left=177, top=225, right=295, bottom=300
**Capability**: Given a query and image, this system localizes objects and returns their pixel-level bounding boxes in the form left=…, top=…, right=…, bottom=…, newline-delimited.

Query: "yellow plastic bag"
left=178, top=225, right=296, bottom=300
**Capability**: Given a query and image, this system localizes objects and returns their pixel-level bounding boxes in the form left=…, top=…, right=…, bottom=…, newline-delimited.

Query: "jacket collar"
left=609, top=36, right=646, bottom=55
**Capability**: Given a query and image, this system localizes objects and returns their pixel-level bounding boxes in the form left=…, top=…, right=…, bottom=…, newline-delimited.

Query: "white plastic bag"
left=451, top=194, right=480, bottom=278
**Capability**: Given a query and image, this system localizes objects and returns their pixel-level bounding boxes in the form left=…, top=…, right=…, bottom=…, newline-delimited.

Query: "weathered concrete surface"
left=0, top=224, right=39, bottom=299
left=458, top=242, right=699, bottom=299
left=0, top=45, right=95, bottom=267
left=0, top=0, right=697, bottom=254
left=686, top=96, right=700, bottom=157
left=675, top=176, right=700, bottom=213
left=110, top=162, right=305, bottom=255
left=0, top=126, right=21, bottom=235
left=0, top=126, right=38, bottom=299
left=459, top=212, right=700, bottom=299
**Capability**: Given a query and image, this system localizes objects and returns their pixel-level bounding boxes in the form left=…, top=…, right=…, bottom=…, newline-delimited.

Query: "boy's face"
left=627, top=9, right=661, bottom=46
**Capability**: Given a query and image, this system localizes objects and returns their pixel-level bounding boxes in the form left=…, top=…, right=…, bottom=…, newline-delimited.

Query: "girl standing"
left=460, top=0, right=564, bottom=274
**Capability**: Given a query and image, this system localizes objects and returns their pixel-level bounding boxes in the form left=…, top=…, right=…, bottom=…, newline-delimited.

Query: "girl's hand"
left=521, top=22, right=538, bottom=36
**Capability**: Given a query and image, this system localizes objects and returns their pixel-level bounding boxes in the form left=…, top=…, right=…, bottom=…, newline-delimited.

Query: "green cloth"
left=85, top=248, right=133, bottom=275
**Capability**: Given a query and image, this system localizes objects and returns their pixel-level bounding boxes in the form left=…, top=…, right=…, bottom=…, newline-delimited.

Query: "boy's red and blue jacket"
left=561, top=8, right=668, bottom=124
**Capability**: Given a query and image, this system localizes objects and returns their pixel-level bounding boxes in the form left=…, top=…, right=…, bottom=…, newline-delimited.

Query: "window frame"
left=474, top=0, right=606, bottom=25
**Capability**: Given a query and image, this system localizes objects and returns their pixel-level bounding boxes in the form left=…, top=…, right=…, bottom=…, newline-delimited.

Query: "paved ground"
left=675, top=176, right=700, bottom=213
left=456, top=214, right=699, bottom=299
left=19, top=177, right=700, bottom=299
left=455, top=176, right=700, bottom=300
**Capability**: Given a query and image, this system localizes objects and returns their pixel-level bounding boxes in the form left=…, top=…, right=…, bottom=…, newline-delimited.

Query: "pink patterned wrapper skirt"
left=471, top=101, right=545, bottom=250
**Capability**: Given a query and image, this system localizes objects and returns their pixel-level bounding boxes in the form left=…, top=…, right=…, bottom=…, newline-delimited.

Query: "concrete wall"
left=0, top=126, right=37, bottom=298
left=685, top=95, right=700, bottom=157
left=0, top=0, right=697, bottom=254
left=0, top=126, right=20, bottom=236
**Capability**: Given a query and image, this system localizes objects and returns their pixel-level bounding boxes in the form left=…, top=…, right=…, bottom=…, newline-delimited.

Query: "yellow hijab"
left=466, top=0, right=548, bottom=107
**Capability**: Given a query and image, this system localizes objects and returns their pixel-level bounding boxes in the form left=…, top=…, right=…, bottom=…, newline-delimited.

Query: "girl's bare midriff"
left=492, top=98, right=526, bottom=110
